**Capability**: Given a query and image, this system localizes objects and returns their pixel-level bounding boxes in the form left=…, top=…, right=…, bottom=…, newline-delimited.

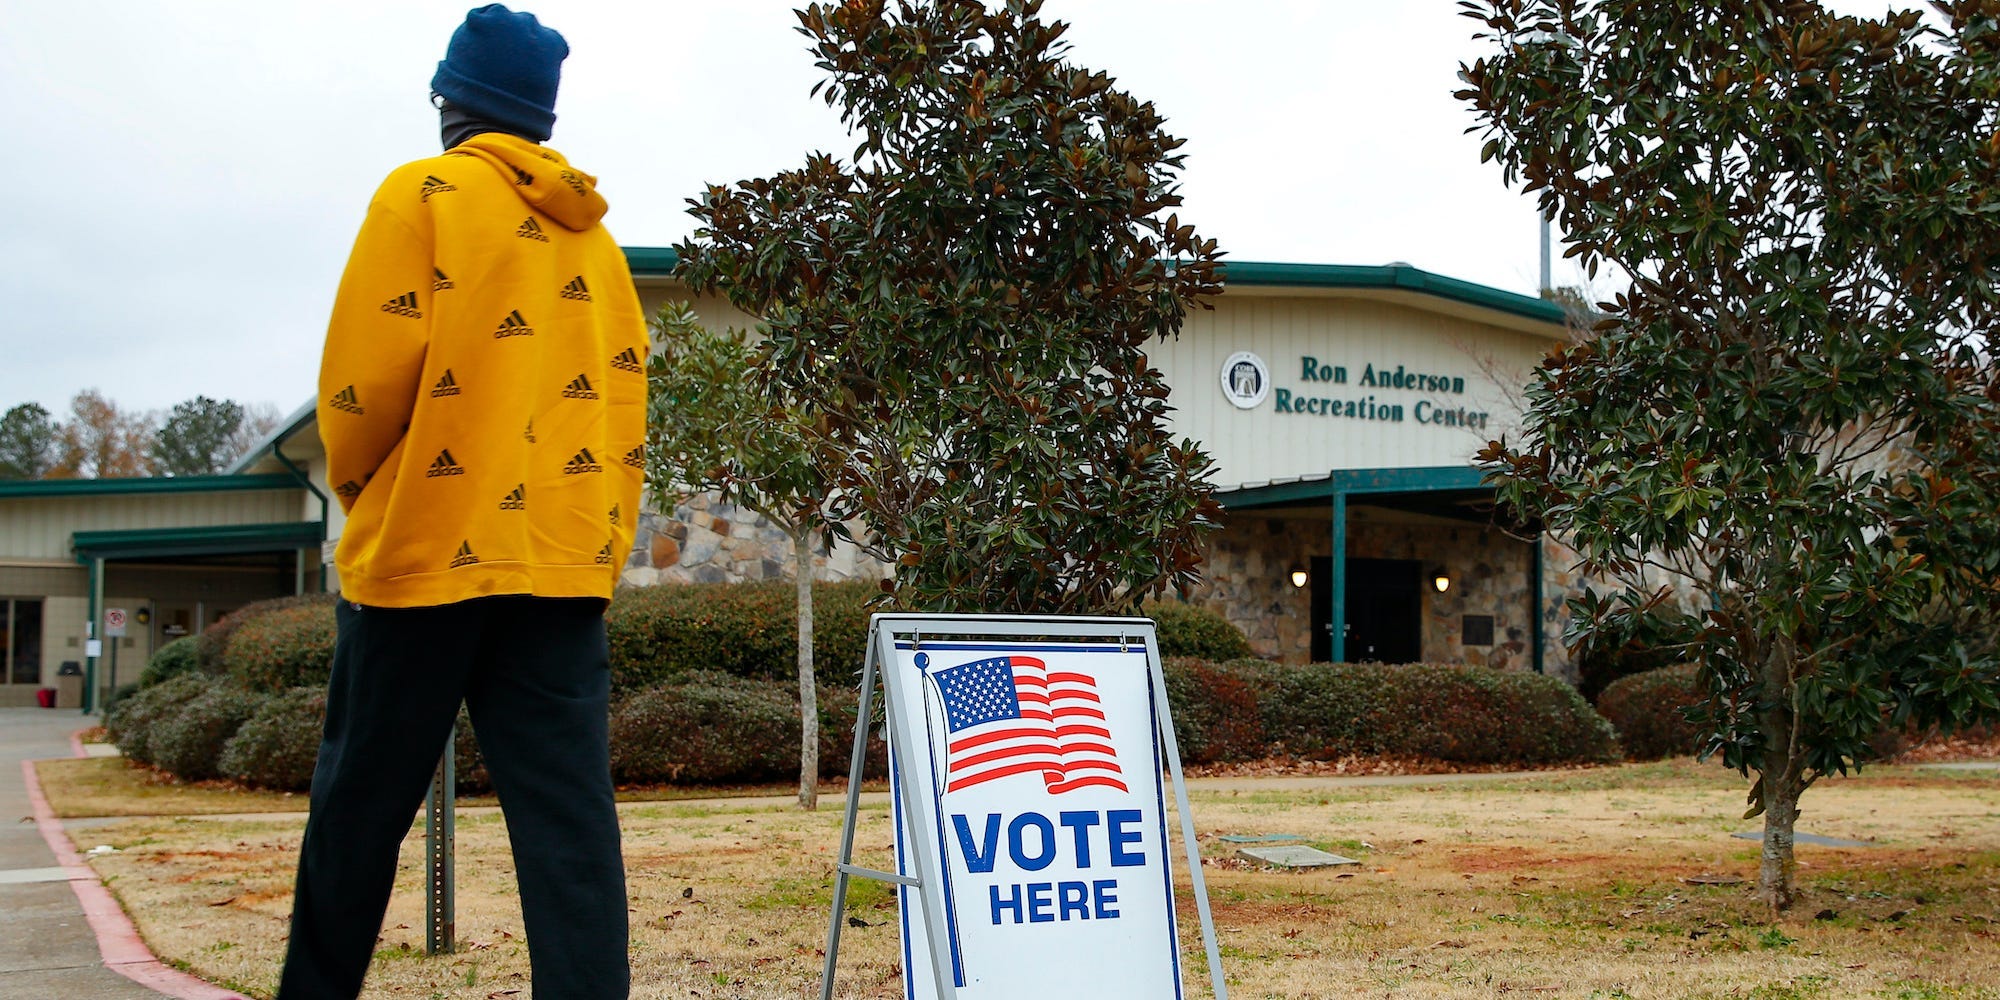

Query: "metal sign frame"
left=820, top=613, right=1227, bottom=1000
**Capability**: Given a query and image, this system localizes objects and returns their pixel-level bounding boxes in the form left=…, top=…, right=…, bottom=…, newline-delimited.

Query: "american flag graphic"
left=930, top=655, right=1127, bottom=795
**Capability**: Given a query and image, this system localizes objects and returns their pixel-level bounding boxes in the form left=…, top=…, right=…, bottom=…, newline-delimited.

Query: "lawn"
left=40, top=757, right=2000, bottom=999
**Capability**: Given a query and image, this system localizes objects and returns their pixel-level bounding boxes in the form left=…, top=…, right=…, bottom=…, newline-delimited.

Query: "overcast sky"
left=1, top=0, right=1898, bottom=417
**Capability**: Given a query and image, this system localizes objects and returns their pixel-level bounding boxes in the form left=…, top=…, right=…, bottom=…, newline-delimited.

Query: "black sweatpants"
left=278, top=596, right=629, bottom=1000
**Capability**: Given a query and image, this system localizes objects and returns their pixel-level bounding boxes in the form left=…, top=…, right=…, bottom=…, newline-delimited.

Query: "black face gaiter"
left=440, top=101, right=527, bottom=151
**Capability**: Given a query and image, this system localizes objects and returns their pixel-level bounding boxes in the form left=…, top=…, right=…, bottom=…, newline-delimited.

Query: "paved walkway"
left=0, top=706, right=236, bottom=999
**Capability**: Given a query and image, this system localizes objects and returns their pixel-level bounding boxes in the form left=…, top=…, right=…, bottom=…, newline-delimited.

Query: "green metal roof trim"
left=624, top=246, right=681, bottom=276
left=223, top=398, right=320, bottom=475
left=1218, top=261, right=1567, bottom=326
left=73, top=521, right=326, bottom=562
left=0, top=474, right=300, bottom=500
left=1217, top=466, right=1492, bottom=509
left=619, top=247, right=1564, bottom=326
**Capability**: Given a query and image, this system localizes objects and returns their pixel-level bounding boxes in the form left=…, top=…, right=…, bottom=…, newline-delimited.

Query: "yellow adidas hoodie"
left=318, top=133, right=647, bottom=608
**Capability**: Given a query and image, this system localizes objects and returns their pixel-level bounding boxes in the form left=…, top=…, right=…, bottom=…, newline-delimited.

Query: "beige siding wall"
left=1155, top=293, right=1552, bottom=487
left=0, top=490, right=303, bottom=561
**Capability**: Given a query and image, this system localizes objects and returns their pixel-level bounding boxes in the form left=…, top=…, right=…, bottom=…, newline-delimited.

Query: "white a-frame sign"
left=821, top=614, right=1228, bottom=1000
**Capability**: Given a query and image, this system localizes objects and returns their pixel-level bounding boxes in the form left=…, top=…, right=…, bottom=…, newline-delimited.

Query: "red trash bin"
left=36, top=688, right=56, bottom=709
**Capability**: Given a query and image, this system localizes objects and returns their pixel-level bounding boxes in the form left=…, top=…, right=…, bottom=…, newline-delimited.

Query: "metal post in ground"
left=425, top=728, right=455, bottom=955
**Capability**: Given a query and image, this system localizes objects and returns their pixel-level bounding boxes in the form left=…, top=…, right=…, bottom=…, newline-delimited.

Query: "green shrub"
left=816, top=680, right=888, bottom=780
left=214, top=690, right=491, bottom=795
left=1248, top=661, right=1617, bottom=766
left=1596, top=663, right=1703, bottom=760
left=195, top=593, right=340, bottom=672
left=1367, top=664, right=1619, bottom=765
left=605, top=580, right=877, bottom=693
left=102, top=682, right=142, bottom=717
left=1161, top=657, right=1267, bottom=763
left=1573, top=612, right=1683, bottom=703
left=221, top=602, right=337, bottom=693
left=609, top=673, right=798, bottom=785
left=1145, top=601, right=1255, bottom=661
left=108, top=673, right=212, bottom=765
left=139, top=636, right=201, bottom=688
left=150, top=684, right=271, bottom=781
left=453, top=707, right=490, bottom=795
left=219, top=687, right=326, bottom=791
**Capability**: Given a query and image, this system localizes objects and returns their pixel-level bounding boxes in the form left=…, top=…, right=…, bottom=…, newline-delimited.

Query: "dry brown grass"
left=53, top=758, right=2000, bottom=999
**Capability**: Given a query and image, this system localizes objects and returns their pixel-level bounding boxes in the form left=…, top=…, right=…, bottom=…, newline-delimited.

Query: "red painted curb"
left=70, top=728, right=88, bottom=759
left=21, top=758, right=253, bottom=1000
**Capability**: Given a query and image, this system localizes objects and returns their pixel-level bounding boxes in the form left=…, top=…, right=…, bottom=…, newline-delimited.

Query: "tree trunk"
left=1758, top=764, right=1804, bottom=910
left=1756, top=643, right=1803, bottom=910
left=795, top=530, right=819, bottom=811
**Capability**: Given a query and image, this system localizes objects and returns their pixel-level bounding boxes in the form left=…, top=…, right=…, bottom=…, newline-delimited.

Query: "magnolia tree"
left=1461, top=0, right=2000, bottom=909
left=645, top=302, right=842, bottom=809
left=675, top=0, right=1225, bottom=615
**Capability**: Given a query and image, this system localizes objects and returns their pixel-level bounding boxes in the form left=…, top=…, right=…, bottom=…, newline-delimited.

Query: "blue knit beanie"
left=431, top=5, right=568, bottom=142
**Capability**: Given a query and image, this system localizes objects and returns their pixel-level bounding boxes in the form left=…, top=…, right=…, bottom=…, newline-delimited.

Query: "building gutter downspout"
left=271, top=438, right=329, bottom=594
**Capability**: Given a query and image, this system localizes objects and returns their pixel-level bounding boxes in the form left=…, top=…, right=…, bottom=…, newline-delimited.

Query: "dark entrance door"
left=1342, top=557, right=1423, bottom=663
left=1309, top=557, right=1332, bottom=662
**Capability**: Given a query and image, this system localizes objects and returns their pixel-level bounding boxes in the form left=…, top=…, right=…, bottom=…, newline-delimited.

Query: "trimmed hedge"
left=197, top=594, right=339, bottom=673
left=219, top=687, right=325, bottom=791
left=222, top=601, right=338, bottom=693
left=150, top=684, right=270, bottom=781
left=1168, top=659, right=1620, bottom=766
left=1146, top=602, right=1256, bottom=661
left=1161, top=657, right=1265, bottom=763
left=1596, top=663, right=1704, bottom=761
left=139, top=636, right=201, bottom=689
left=610, top=673, right=797, bottom=785
left=108, top=673, right=213, bottom=765
left=605, top=580, right=877, bottom=692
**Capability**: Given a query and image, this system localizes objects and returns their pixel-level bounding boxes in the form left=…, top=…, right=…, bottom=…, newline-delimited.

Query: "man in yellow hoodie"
left=280, top=7, right=644, bottom=998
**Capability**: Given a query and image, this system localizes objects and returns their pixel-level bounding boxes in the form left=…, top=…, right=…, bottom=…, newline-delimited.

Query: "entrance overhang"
left=1214, top=467, right=1543, bottom=672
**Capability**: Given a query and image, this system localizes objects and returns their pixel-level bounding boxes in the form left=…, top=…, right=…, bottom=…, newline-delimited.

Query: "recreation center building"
left=0, top=249, right=1577, bottom=708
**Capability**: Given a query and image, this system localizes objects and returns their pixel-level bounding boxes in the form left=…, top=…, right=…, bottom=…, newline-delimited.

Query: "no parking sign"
left=821, top=615, right=1227, bottom=1000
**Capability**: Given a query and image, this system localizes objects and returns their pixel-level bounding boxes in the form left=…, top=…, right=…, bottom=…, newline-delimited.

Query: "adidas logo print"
left=622, top=445, right=645, bottom=469
left=560, top=276, right=592, bottom=301
left=431, top=370, right=461, bottom=398
left=450, top=541, right=479, bottom=568
left=564, top=448, right=603, bottom=475
left=500, top=484, right=527, bottom=511
left=494, top=310, right=534, bottom=338
left=524, top=418, right=536, bottom=443
left=380, top=291, right=421, bottom=318
left=595, top=541, right=614, bottom=565
left=609, top=503, right=622, bottom=526
left=426, top=449, right=466, bottom=478
left=516, top=217, right=549, bottom=242
left=433, top=267, right=454, bottom=291
left=611, top=347, right=642, bottom=373
left=334, top=480, right=362, bottom=501
left=419, top=175, right=457, bottom=201
left=329, top=386, right=364, bottom=415
left=560, top=169, right=587, bottom=196
left=512, top=165, right=534, bottom=186
left=562, top=374, right=599, bottom=399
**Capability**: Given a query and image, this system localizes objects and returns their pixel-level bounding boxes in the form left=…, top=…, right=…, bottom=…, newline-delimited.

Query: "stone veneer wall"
left=1192, top=512, right=1569, bottom=677
left=614, top=493, right=1584, bottom=684
left=618, top=491, right=887, bottom=587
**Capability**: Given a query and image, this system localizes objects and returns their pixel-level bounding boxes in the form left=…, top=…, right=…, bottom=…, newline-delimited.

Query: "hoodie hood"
left=448, top=132, right=608, bottom=231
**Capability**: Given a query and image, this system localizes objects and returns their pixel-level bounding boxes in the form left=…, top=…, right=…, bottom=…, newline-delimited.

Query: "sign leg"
left=426, top=728, right=455, bottom=956
left=821, top=633, right=883, bottom=1000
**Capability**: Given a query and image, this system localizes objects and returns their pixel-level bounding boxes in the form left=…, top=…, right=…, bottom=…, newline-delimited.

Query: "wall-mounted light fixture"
left=135, top=607, right=152, bottom=626
left=1289, top=565, right=1308, bottom=589
left=1431, top=567, right=1451, bottom=594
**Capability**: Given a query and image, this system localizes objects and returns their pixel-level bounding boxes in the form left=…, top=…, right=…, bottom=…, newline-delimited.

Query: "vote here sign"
left=887, top=639, right=1183, bottom=1000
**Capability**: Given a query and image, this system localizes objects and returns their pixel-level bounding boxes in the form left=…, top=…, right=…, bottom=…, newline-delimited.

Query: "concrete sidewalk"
left=0, top=706, right=218, bottom=998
